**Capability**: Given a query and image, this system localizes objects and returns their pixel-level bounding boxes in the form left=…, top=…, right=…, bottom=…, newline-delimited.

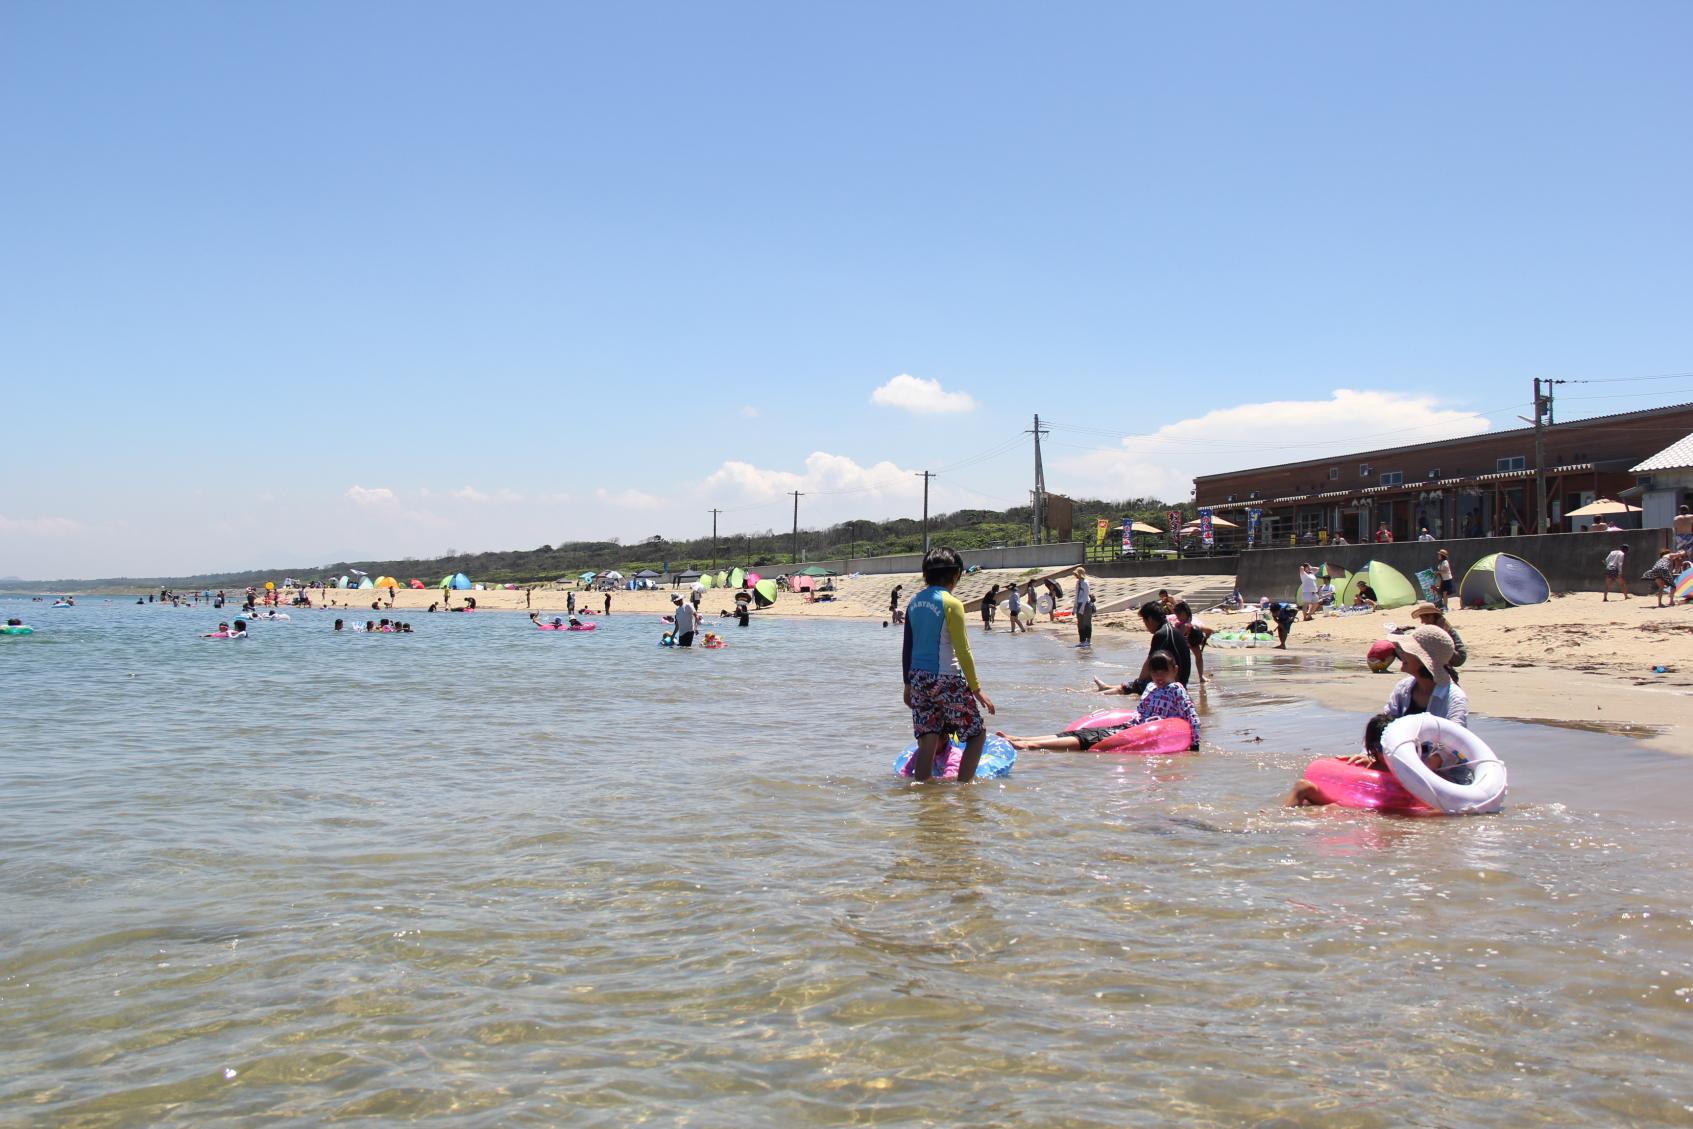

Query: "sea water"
left=3, top=597, right=1691, bottom=1127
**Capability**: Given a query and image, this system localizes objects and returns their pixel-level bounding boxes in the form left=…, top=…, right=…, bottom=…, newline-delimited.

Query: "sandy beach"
left=301, top=572, right=1693, bottom=755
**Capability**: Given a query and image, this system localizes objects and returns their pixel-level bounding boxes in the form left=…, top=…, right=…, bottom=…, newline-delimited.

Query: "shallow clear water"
left=3, top=598, right=1692, bottom=1127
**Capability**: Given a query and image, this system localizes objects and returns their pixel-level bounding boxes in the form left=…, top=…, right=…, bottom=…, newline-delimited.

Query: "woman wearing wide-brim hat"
left=1382, top=625, right=1468, bottom=726
left=1403, top=601, right=1467, bottom=679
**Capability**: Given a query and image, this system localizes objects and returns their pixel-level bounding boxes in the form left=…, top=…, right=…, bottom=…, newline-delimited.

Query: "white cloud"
left=448, top=486, right=523, bottom=504
left=870, top=373, right=978, bottom=414
left=344, top=486, right=396, bottom=507
left=1051, top=389, right=1493, bottom=501
left=704, top=451, right=923, bottom=503
left=738, top=405, right=759, bottom=419
left=594, top=487, right=664, bottom=511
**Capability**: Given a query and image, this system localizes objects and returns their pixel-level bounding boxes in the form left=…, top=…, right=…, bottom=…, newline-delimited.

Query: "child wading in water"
left=902, top=547, right=996, bottom=781
left=1000, top=652, right=1200, bottom=752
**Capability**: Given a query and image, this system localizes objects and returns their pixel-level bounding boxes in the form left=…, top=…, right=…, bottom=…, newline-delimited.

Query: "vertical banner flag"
left=1199, top=507, right=1214, bottom=547
left=1122, top=518, right=1133, bottom=554
left=1096, top=518, right=1109, bottom=546
left=1247, top=508, right=1261, bottom=547
left=1167, top=510, right=1181, bottom=543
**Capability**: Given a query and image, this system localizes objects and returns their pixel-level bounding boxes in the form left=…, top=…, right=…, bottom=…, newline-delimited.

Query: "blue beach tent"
left=450, top=572, right=472, bottom=590
left=1459, top=553, right=1550, bottom=609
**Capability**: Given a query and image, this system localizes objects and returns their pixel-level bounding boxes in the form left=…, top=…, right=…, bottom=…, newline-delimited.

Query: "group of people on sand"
left=897, top=545, right=1500, bottom=812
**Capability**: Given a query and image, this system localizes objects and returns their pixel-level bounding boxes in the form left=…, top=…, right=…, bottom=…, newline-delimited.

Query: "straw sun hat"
left=1395, top=625, right=1455, bottom=685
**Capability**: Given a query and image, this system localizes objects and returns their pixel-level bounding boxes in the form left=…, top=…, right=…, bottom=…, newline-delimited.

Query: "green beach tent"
left=753, top=578, right=778, bottom=607
left=1338, top=560, right=1417, bottom=610
left=716, top=570, right=728, bottom=588
left=1459, top=553, right=1550, bottom=609
left=797, top=565, right=836, bottom=577
left=730, top=567, right=745, bottom=589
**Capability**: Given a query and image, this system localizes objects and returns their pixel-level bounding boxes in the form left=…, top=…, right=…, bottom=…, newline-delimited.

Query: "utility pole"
left=789, top=491, right=804, bottom=565
left=709, top=508, right=721, bottom=570
left=1528, top=379, right=1560, bottom=534
left=1028, top=414, right=1049, bottom=544
left=916, top=471, right=934, bottom=552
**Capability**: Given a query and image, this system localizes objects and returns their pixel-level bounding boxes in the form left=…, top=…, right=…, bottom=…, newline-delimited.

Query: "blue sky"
left=4, top=1, right=1689, bottom=578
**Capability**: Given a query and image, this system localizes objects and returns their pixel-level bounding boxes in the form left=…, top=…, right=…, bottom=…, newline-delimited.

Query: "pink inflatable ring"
left=1063, top=709, right=1196, bottom=754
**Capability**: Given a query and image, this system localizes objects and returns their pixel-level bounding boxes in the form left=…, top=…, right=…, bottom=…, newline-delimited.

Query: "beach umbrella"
left=1459, top=553, right=1550, bottom=609
left=1338, top=560, right=1417, bottom=610
left=1673, top=565, right=1693, bottom=604
left=409, top=579, right=426, bottom=589
left=1129, top=521, right=1162, bottom=534
left=264, top=581, right=275, bottom=591
left=754, top=578, right=778, bottom=606
left=1565, top=499, right=1642, bottom=517
left=580, top=572, right=596, bottom=581
left=797, top=565, right=836, bottom=577
left=349, top=569, right=368, bottom=577
left=730, top=567, right=745, bottom=589
left=603, top=570, right=623, bottom=580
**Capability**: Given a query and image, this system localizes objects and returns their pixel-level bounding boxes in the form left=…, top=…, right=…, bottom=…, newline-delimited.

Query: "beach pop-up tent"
left=753, top=579, right=778, bottom=607
left=450, top=572, right=472, bottom=590
left=1338, top=560, right=1417, bottom=610
left=730, top=567, right=745, bottom=589
left=1459, top=553, right=1550, bottom=609
left=357, top=576, right=375, bottom=590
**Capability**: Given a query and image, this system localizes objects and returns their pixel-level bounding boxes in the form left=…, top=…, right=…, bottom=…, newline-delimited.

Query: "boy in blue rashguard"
left=902, top=547, right=997, bottom=781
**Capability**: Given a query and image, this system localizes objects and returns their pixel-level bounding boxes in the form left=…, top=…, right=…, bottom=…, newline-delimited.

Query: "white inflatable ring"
left=1380, top=714, right=1507, bottom=815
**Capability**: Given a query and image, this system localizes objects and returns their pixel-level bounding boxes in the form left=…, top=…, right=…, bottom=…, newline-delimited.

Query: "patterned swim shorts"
left=906, top=670, right=983, bottom=741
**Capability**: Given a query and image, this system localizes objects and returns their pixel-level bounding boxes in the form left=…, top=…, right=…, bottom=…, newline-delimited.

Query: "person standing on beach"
left=604, top=591, right=612, bottom=615
left=567, top=590, right=575, bottom=615
left=1298, top=564, right=1319, bottom=621
left=902, top=547, right=996, bottom=782
left=1006, top=581, right=1024, bottom=633
left=1434, top=549, right=1454, bottom=611
left=1643, top=549, right=1686, bottom=607
left=1675, top=505, right=1693, bottom=553
left=1603, top=545, right=1629, bottom=601
left=1072, top=568, right=1093, bottom=648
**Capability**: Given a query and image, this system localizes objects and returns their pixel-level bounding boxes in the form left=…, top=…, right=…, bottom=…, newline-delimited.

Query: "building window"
left=1427, top=467, right=1440, bottom=479
left=1359, top=463, right=1372, bottom=477
left=1328, top=467, right=1340, bottom=481
left=1496, top=456, right=1526, bottom=472
left=1379, top=471, right=1404, bottom=486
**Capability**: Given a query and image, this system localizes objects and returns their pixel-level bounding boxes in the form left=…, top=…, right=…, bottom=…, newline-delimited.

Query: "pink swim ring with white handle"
left=1063, top=709, right=1195, bottom=755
